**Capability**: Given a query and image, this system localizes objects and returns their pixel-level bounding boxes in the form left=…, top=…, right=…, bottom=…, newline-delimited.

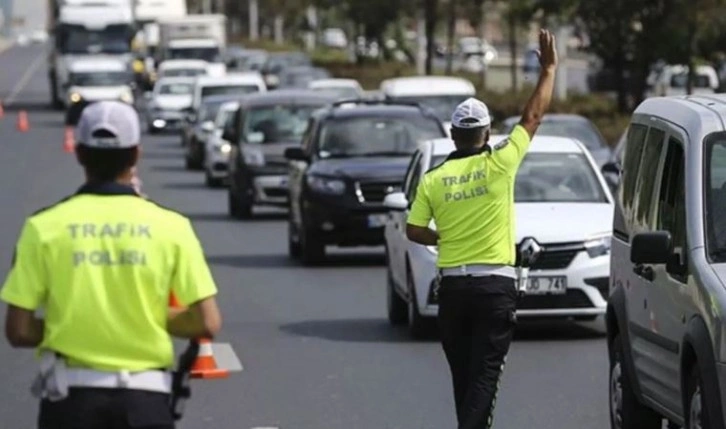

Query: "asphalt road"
left=0, top=44, right=610, bottom=429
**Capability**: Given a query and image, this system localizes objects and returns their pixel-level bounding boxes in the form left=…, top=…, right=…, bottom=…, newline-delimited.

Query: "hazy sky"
left=3, top=0, right=47, bottom=35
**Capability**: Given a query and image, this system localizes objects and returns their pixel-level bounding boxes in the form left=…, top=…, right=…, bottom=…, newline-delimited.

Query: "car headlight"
left=584, top=233, right=612, bottom=258
left=120, top=91, right=133, bottom=104
left=306, top=175, right=346, bottom=195
left=242, top=150, right=264, bottom=166
left=218, top=143, right=232, bottom=154
left=69, top=92, right=82, bottom=103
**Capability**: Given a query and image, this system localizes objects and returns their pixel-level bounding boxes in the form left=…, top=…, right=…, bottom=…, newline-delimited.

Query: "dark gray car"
left=223, top=90, right=337, bottom=219
left=502, top=114, right=613, bottom=167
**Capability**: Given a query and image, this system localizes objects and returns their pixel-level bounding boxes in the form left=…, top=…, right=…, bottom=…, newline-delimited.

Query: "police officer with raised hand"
left=1, top=100, right=222, bottom=429
left=406, top=29, right=558, bottom=429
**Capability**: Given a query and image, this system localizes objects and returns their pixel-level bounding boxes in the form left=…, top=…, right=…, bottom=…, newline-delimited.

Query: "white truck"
left=156, top=15, right=227, bottom=76
left=134, top=0, right=187, bottom=87
left=47, top=0, right=136, bottom=109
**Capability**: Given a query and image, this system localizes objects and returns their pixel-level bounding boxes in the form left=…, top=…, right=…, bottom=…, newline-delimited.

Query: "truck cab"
left=156, top=15, right=227, bottom=75
left=47, top=0, right=136, bottom=109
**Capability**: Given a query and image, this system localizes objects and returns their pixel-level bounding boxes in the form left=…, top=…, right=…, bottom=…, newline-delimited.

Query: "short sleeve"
left=0, top=220, right=48, bottom=310
left=489, top=124, right=532, bottom=173
left=407, top=178, right=433, bottom=227
left=171, top=220, right=218, bottom=306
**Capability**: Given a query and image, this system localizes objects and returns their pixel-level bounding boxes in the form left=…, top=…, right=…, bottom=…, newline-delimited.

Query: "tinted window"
left=671, top=73, right=711, bottom=89
left=706, top=135, right=726, bottom=259
left=317, top=116, right=444, bottom=157
left=242, top=105, right=323, bottom=144
left=391, top=95, right=471, bottom=122
left=528, top=119, right=607, bottom=150
left=168, top=47, right=220, bottom=62
left=70, top=71, right=132, bottom=86
left=158, top=83, right=193, bottom=95
left=515, top=153, right=607, bottom=203
left=656, top=138, right=686, bottom=248
left=633, top=128, right=665, bottom=228
left=200, top=101, right=225, bottom=122
left=162, top=69, right=206, bottom=78
left=621, top=124, right=648, bottom=213
left=403, top=152, right=423, bottom=201
left=201, top=85, right=260, bottom=98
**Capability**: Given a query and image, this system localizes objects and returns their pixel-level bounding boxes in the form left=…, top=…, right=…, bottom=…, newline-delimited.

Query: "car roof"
left=195, top=73, right=264, bottom=86
left=309, top=78, right=361, bottom=89
left=156, top=76, right=196, bottom=85
left=238, top=89, right=336, bottom=107
left=69, top=58, right=127, bottom=72
left=324, top=103, right=437, bottom=120
left=380, top=76, right=475, bottom=96
left=159, top=59, right=208, bottom=70
left=632, top=94, right=726, bottom=141
left=425, top=135, right=592, bottom=157
left=503, top=113, right=592, bottom=125
left=202, top=94, right=245, bottom=104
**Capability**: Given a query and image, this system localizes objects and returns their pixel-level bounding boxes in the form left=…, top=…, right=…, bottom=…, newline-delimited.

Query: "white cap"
left=451, top=97, right=491, bottom=129
left=75, top=101, right=141, bottom=149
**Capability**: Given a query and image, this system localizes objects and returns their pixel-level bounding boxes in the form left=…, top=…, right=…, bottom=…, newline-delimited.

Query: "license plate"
left=525, top=276, right=567, bottom=295
left=367, top=214, right=388, bottom=228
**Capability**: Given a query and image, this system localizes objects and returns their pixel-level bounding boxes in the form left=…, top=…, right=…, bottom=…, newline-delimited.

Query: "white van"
left=191, top=72, right=267, bottom=112
left=647, top=64, right=720, bottom=98
left=380, top=76, right=476, bottom=133
left=66, top=58, right=135, bottom=109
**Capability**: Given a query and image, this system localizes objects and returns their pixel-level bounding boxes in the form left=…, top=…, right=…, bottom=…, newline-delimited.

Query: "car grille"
left=356, top=181, right=401, bottom=203
left=516, top=241, right=583, bottom=270
left=517, top=290, right=594, bottom=309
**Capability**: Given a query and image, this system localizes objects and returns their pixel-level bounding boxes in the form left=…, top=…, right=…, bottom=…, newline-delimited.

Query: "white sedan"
left=203, top=100, right=239, bottom=188
left=383, top=135, right=615, bottom=338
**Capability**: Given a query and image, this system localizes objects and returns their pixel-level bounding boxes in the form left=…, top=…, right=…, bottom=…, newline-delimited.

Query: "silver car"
left=608, top=94, right=726, bottom=429
left=145, top=77, right=195, bottom=134
left=203, top=101, right=239, bottom=187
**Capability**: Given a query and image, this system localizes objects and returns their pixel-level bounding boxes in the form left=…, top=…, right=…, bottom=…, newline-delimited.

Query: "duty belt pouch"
left=170, top=340, right=200, bottom=421
left=31, top=352, right=69, bottom=402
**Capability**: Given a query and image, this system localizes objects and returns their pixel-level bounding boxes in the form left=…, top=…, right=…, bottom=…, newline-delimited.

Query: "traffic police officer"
left=406, top=29, right=558, bottom=429
left=1, top=101, right=223, bottom=429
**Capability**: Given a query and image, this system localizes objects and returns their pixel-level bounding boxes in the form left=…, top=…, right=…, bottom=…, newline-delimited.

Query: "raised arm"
left=519, top=29, right=559, bottom=139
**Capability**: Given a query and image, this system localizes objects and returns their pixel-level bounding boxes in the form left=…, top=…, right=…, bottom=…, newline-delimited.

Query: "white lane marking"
left=251, top=427, right=279, bottom=429
left=4, top=51, right=46, bottom=105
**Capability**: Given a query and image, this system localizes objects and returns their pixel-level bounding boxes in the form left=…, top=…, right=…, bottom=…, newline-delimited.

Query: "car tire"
left=228, top=191, right=252, bottom=219
left=407, top=267, right=434, bottom=339
left=386, top=262, right=407, bottom=326
left=288, top=218, right=301, bottom=260
left=609, top=334, right=662, bottom=429
left=300, top=226, right=325, bottom=266
left=686, top=364, right=711, bottom=429
left=205, top=171, right=222, bottom=188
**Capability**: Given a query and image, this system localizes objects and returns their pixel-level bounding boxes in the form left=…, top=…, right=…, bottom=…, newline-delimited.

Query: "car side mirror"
left=383, top=191, right=408, bottom=211
left=201, top=121, right=215, bottom=133
left=285, top=147, right=309, bottom=162
left=222, top=126, right=238, bottom=145
left=631, top=231, right=673, bottom=264
left=602, top=161, right=621, bottom=175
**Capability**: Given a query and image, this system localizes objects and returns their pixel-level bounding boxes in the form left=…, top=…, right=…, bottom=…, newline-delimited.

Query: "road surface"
left=0, top=44, right=610, bottom=429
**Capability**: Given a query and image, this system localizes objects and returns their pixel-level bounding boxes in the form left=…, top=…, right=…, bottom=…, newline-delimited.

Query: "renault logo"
left=519, top=237, right=543, bottom=265
left=385, top=186, right=395, bottom=194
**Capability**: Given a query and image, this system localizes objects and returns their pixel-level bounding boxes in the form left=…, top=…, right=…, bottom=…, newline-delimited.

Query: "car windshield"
left=60, top=25, right=132, bottom=54
left=70, top=71, right=132, bottom=86
left=318, top=116, right=444, bottom=158
left=199, top=101, right=226, bottom=122
left=391, top=95, right=471, bottom=122
left=671, top=73, right=711, bottom=89
left=201, top=85, right=259, bottom=99
left=168, top=47, right=220, bottom=62
left=313, top=87, right=360, bottom=100
left=430, top=152, right=608, bottom=203
left=158, top=82, right=193, bottom=95
left=507, top=118, right=607, bottom=150
left=281, top=69, right=330, bottom=88
left=217, top=108, right=236, bottom=128
left=705, top=135, right=726, bottom=257
left=242, top=105, right=322, bottom=144
left=162, top=68, right=206, bottom=78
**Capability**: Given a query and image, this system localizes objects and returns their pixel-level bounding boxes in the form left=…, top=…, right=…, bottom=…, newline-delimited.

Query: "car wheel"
left=686, top=364, right=710, bottom=429
left=609, top=334, right=662, bottom=429
left=407, top=267, right=434, bottom=339
left=288, top=217, right=301, bottom=259
left=300, top=226, right=325, bottom=266
left=386, top=260, right=407, bottom=326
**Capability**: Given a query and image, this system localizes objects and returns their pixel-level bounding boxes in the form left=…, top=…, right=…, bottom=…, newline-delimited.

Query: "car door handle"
left=633, top=264, right=655, bottom=281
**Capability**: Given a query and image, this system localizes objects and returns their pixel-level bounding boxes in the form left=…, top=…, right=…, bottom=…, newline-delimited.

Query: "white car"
left=380, top=76, right=475, bottom=134
left=383, top=135, right=615, bottom=337
left=66, top=58, right=135, bottom=109
left=145, top=76, right=195, bottom=133
left=156, top=59, right=213, bottom=80
left=190, top=72, right=267, bottom=113
left=308, top=78, right=364, bottom=100
left=203, top=100, right=238, bottom=187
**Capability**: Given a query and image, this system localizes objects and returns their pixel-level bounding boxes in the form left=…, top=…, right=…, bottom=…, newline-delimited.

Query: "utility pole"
left=249, top=0, right=259, bottom=41
left=478, top=1, right=487, bottom=90
left=416, top=8, right=426, bottom=75
left=554, top=24, right=569, bottom=100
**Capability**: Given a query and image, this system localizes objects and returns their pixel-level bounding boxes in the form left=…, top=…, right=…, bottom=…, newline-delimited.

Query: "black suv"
left=284, top=99, right=447, bottom=264
left=222, top=90, right=337, bottom=218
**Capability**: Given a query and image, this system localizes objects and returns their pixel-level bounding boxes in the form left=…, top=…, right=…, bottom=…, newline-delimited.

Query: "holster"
left=169, top=340, right=200, bottom=421
left=31, top=352, right=70, bottom=402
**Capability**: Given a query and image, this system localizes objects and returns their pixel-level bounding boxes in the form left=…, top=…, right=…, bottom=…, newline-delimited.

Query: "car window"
left=633, top=127, right=666, bottom=229
left=533, top=120, right=607, bottom=150
left=390, top=95, right=471, bottom=123
left=515, top=153, right=608, bottom=203
left=201, top=85, right=260, bottom=98
left=656, top=137, right=686, bottom=247
left=162, top=68, right=206, bottom=78
left=706, top=135, right=726, bottom=259
left=242, top=105, right=323, bottom=144
left=431, top=155, right=448, bottom=169
left=317, top=116, right=444, bottom=157
left=200, top=101, right=224, bottom=122
left=403, top=151, right=423, bottom=200
left=158, top=82, right=193, bottom=95
left=621, top=124, right=648, bottom=215
left=670, top=73, right=711, bottom=89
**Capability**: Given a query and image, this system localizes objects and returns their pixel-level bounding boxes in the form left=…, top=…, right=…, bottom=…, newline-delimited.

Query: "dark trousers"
left=39, top=388, right=175, bottom=429
left=437, top=275, right=518, bottom=429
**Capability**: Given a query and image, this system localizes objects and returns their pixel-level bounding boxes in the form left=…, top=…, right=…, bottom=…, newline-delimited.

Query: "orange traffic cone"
left=16, top=111, right=29, bottom=132
left=169, top=292, right=182, bottom=308
left=63, top=127, right=75, bottom=153
left=190, top=338, right=229, bottom=379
